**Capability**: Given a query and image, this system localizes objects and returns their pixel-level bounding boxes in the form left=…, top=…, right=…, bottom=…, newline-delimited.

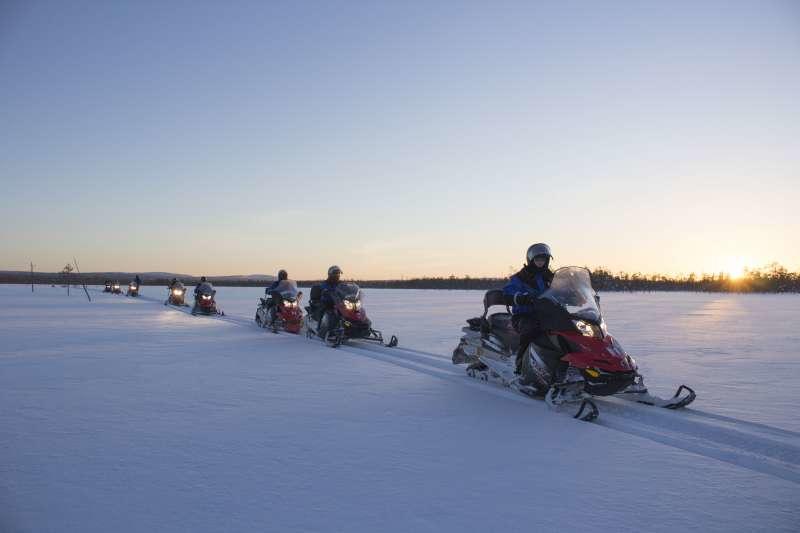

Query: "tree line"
left=321, top=263, right=800, bottom=293
left=2, top=263, right=799, bottom=292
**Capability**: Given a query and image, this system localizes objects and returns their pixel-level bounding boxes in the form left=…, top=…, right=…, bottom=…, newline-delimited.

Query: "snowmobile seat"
left=488, top=312, right=519, bottom=352
left=309, top=285, right=322, bottom=304
left=306, top=285, right=323, bottom=319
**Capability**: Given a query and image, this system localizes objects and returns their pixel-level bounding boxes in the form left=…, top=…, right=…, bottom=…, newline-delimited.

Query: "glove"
left=514, top=293, right=534, bottom=306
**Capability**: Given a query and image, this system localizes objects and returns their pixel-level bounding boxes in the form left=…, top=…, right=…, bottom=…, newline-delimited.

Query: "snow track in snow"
left=114, top=289, right=800, bottom=485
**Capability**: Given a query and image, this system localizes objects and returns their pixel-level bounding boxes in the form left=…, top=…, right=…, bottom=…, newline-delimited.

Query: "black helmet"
left=278, top=269, right=288, bottom=281
left=200, top=276, right=207, bottom=283
left=526, top=243, right=552, bottom=264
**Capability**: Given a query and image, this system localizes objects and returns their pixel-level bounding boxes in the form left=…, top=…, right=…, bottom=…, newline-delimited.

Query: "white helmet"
left=328, top=265, right=342, bottom=277
left=526, top=243, right=552, bottom=264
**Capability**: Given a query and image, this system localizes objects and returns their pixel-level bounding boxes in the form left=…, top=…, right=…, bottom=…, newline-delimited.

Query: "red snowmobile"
left=126, top=281, right=140, bottom=297
left=305, top=282, right=397, bottom=347
left=165, top=282, right=189, bottom=307
left=452, top=266, right=695, bottom=421
left=255, top=280, right=304, bottom=334
left=191, top=282, right=224, bottom=316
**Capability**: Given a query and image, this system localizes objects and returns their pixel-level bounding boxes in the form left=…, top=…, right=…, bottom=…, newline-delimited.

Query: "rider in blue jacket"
left=503, top=243, right=554, bottom=375
left=317, top=265, right=342, bottom=337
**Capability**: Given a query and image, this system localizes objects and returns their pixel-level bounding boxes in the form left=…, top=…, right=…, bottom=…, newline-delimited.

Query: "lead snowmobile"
left=452, top=266, right=695, bottom=421
left=103, top=281, right=112, bottom=293
left=165, top=281, right=189, bottom=307
left=191, top=282, right=224, bottom=316
left=304, top=282, right=397, bottom=347
left=255, top=280, right=304, bottom=334
left=111, top=281, right=122, bottom=294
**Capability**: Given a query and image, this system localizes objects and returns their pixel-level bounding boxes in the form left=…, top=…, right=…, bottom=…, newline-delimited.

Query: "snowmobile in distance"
left=452, top=266, right=695, bottom=422
left=165, top=282, right=189, bottom=307
left=305, top=282, right=397, bottom=347
left=126, top=281, right=140, bottom=297
left=191, top=282, right=224, bottom=316
left=111, top=281, right=122, bottom=294
left=103, top=281, right=112, bottom=293
left=255, top=280, right=304, bottom=334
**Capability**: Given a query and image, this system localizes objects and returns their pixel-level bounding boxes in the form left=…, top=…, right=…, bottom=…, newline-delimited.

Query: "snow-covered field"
left=1, top=284, right=798, bottom=532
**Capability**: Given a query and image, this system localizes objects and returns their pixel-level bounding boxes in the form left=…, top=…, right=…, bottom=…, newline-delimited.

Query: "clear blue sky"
left=1, top=0, right=798, bottom=279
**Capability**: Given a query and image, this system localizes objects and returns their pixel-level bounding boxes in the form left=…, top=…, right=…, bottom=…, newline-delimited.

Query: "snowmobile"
left=126, top=281, right=140, bottom=297
left=255, top=280, right=304, bottom=334
left=191, top=283, right=224, bottom=316
left=103, top=282, right=112, bottom=293
left=305, top=282, right=397, bottom=347
left=111, top=281, right=122, bottom=294
left=452, top=266, right=695, bottom=421
left=165, top=282, right=189, bottom=307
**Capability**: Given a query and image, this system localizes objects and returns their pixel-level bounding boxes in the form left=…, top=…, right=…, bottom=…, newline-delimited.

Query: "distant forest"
left=2, top=263, right=798, bottom=293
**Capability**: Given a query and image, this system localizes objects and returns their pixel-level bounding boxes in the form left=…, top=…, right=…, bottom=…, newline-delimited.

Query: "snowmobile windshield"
left=539, top=267, right=600, bottom=322
left=274, top=280, right=299, bottom=298
left=197, top=282, right=214, bottom=295
left=335, top=282, right=361, bottom=301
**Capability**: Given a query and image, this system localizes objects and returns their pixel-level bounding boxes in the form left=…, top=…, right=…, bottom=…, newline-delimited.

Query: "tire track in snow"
left=114, top=289, right=800, bottom=485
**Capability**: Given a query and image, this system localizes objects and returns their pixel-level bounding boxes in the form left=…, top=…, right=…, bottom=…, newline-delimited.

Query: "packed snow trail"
left=128, top=287, right=800, bottom=485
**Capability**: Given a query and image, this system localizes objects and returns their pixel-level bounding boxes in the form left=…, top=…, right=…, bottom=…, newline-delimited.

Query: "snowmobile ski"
left=614, top=384, right=696, bottom=409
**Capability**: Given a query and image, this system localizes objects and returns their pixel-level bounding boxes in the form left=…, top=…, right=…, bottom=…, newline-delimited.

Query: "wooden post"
left=73, top=258, right=92, bottom=302
left=30, top=262, right=34, bottom=292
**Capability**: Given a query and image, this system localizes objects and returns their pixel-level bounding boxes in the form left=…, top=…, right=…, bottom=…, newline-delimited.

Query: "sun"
left=724, top=260, right=748, bottom=280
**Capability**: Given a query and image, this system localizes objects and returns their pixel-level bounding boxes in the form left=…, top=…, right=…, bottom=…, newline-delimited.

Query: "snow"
left=1, top=284, right=798, bottom=532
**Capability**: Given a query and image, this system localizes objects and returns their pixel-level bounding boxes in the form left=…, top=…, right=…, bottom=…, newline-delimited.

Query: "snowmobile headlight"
left=573, top=320, right=595, bottom=337
left=283, top=300, right=296, bottom=308
left=585, top=368, right=600, bottom=378
left=173, top=289, right=183, bottom=295
left=344, top=300, right=354, bottom=310
left=202, top=294, right=211, bottom=300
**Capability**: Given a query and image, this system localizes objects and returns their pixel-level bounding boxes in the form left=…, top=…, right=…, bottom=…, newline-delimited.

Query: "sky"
left=1, top=0, right=798, bottom=279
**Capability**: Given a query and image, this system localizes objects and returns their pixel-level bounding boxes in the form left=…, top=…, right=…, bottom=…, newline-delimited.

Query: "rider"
left=503, top=243, right=554, bottom=376
left=265, top=269, right=289, bottom=324
left=194, top=276, right=210, bottom=296
left=169, top=277, right=178, bottom=289
left=266, top=269, right=288, bottom=295
left=317, top=265, right=342, bottom=338
left=134, top=274, right=141, bottom=287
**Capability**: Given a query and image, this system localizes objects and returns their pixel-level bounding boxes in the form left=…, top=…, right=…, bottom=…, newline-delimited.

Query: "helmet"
left=277, top=269, right=288, bottom=280
left=328, top=265, right=342, bottom=277
left=200, top=276, right=207, bottom=282
left=526, top=243, right=552, bottom=264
